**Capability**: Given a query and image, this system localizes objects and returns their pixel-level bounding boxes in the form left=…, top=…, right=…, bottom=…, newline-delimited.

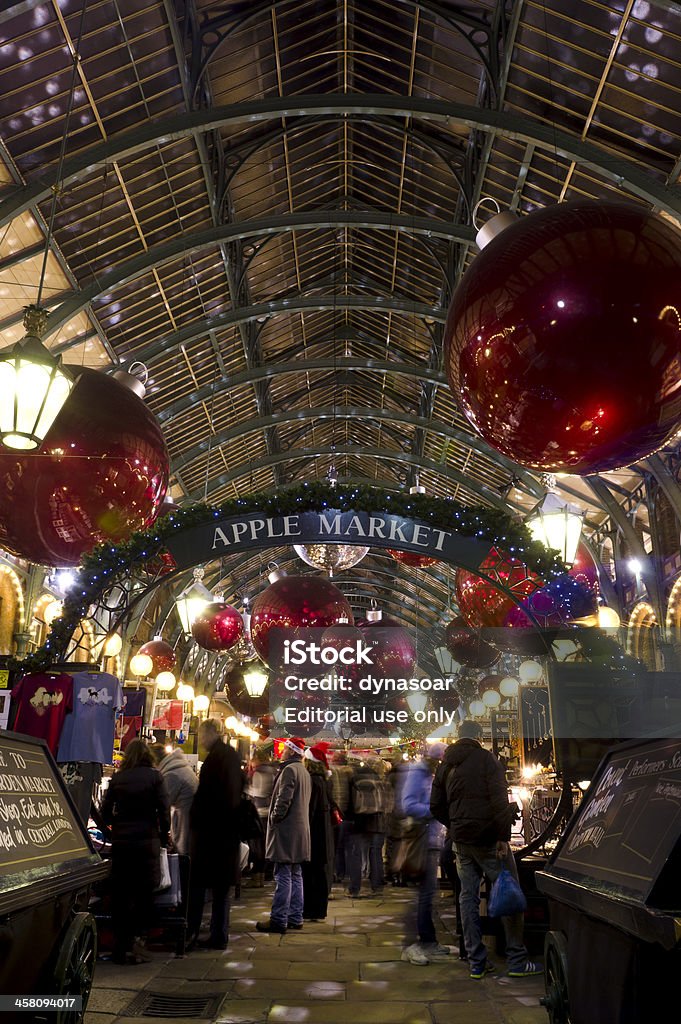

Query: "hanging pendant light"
left=294, top=542, right=369, bottom=575
left=0, top=306, right=73, bottom=450
left=525, top=474, right=584, bottom=567
left=176, top=566, right=213, bottom=635
left=243, top=667, right=268, bottom=698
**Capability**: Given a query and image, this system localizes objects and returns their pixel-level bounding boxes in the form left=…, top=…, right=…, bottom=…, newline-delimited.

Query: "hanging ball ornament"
left=444, top=617, right=499, bottom=669
left=386, top=549, right=439, bottom=568
left=294, top=542, right=369, bottom=575
left=455, top=547, right=543, bottom=630
left=138, top=637, right=176, bottom=674
left=568, top=542, right=599, bottom=596
left=444, top=201, right=681, bottom=474
left=191, top=602, right=244, bottom=652
left=0, top=367, right=169, bottom=565
left=250, top=568, right=353, bottom=666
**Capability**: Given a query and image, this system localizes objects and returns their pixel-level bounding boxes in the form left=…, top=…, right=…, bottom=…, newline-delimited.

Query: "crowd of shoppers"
left=99, top=718, right=539, bottom=979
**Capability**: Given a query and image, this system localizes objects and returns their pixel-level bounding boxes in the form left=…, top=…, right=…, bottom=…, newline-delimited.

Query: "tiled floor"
left=86, top=884, right=547, bottom=1024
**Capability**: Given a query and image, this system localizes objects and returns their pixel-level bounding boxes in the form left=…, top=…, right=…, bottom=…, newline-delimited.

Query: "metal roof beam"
left=2, top=96, right=678, bottom=228
left=45, top=211, right=471, bottom=337
left=186, top=444, right=520, bottom=509
left=104, top=296, right=447, bottom=371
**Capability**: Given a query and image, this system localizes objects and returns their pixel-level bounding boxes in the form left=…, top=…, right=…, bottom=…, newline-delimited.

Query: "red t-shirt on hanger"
left=10, top=673, right=74, bottom=755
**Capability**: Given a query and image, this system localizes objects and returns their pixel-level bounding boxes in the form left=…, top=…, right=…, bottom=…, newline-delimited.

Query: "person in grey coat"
left=256, top=736, right=311, bottom=934
left=151, top=744, right=198, bottom=856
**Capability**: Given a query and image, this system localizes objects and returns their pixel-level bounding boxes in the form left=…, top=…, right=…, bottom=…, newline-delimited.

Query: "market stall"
left=536, top=736, right=681, bottom=1024
left=0, top=732, right=109, bottom=1022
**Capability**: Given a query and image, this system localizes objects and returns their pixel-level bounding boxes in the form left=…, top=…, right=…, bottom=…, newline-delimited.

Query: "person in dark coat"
left=302, top=744, right=334, bottom=921
left=256, top=736, right=311, bottom=933
left=187, top=719, right=243, bottom=950
left=101, top=739, right=170, bottom=964
left=345, top=758, right=389, bottom=897
left=430, top=720, right=538, bottom=980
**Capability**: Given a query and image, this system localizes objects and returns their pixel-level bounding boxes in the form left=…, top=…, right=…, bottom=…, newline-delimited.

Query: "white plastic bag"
left=156, top=846, right=172, bottom=891
left=239, top=841, right=250, bottom=871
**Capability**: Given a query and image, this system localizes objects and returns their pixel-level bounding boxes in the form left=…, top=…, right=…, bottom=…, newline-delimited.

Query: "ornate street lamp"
left=526, top=474, right=584, bottom=567
left=0, top=306, right=73, bottom=450
left=176, top=566, right=213, bottom=634
left=243, top=667, right=268, bottom=698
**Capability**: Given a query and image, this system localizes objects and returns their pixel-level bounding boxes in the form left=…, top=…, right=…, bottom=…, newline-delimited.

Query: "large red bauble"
left=444, top=201, right=681, bottom=473
left=357, top=621, right=416, bottom=678
left=568, top=542, right=599, bottom=595
left=444, top=616, right=499, bottom=669
left=0, top=368, right=168, bottom=565
left=138, top=638, right=176, bottom=674
left=250, top=575, right=353, bottom=666
left=455, top=547, right=543, bottom=629
left=191, top=602, right=244, bottom=652
left=387, top=549, right=438, bottom=568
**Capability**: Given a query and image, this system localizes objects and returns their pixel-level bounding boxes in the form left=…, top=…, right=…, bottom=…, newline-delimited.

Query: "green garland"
left=18, top=481, right=567, bottom=673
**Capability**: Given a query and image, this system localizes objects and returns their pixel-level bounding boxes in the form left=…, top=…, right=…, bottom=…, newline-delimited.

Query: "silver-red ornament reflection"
left=191, top=602, right=244, bottom=652
left=250, top=575, right=353, bottom=666
left=444, top=201, right=681, bottom=474
left=0, top=367, right=169, bottom=565
left=138, top=638, right=176, bottom=674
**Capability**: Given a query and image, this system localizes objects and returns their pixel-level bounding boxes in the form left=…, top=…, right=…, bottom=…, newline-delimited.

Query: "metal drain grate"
left=123, top=991, right=224, bottom=1018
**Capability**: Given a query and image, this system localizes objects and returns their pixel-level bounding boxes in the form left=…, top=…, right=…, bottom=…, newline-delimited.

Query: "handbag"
left=155, top=846, right=172, bottom=892
left=392, top=818, right=429, bottom=877
left=488, top=867, right=527, bottom=917
left=155, top=852, right=181, bottom=907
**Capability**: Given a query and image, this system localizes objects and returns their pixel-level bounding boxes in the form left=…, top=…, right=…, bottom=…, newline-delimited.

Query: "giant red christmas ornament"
left=444, top=201, right=681, bottom=474
left=455, top=547, right=543, bottom=630
left=192, top=602, right=244, bottom=652
left=444, top=616, right=499, bottom=669
left=0, top=368, right=168, bottom=565
left=138, top=638, right=176, bottom=674
left=357, top=621, right=416, bottom=678
left=250, top=573, right=353, bottom=666
left=387, top=549, right=438, bottom=568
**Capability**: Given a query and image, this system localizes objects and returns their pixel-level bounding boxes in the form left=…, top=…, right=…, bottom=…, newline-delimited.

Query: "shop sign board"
left=551, top=736, right=681, bottom=900
left=0, top=733, right=92, bottom=890
left=165, top=509, right=489, bottom=571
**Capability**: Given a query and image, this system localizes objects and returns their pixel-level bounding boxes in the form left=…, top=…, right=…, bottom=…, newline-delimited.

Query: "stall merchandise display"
left=56, top=672, right=123, bottom=764
left=9, top=672, right=74, bottom=754
left=116, top=688, right=146, bottom=750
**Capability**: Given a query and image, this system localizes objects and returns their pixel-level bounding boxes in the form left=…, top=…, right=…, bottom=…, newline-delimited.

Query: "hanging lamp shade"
left=0, top=306, right=73, bottom=451
left=176, top=567, right=213, bottom=634
left=526, top=476, right=584, bottom=567
left=243, top=667, right=268, bottom=698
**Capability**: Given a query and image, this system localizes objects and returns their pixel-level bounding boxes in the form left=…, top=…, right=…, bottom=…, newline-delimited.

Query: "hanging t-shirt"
left=56, top=672, right=123, bottom=764
left=11, top=673, right=74, bottom=754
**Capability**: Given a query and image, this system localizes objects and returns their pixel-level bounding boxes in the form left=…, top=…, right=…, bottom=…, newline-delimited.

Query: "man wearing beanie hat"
left=256, top=737, right=311, bottom=933
left=302, top=744, right=335, bottom=921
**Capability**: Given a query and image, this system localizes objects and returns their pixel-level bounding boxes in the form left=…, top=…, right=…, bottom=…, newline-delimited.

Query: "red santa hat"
left=306, top=744, right=330, bottom=772
left=283, top=736, right=306, bottom=756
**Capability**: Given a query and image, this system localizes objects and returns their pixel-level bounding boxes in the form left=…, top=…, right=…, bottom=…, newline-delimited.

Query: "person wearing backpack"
left=345, top=757, right=389, bottom=897
left=430, top=720, right=539, bottom=980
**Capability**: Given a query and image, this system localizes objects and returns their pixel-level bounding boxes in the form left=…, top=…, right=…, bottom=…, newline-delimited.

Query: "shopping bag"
left=392, top=818, right=428, bottom=877
left=488, top=867, right=527, bottom=917
left=155, top=846, right=172, bottom=892
left=239, top=841, right=250, bottom=871
left=155, top=852, right=181, bottom=907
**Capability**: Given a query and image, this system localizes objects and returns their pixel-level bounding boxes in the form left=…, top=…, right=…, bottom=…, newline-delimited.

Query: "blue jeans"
left=271, top=862, right=304, bottom=928
left=347, top=832, right=384, bottom=894
left=404, top=847, right=439, bottom=946
left=454, top=843, right=528, bottom=972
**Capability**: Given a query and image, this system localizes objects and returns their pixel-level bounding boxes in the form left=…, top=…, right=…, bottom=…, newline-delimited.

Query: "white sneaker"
left=422, top=942, right=452, bottom=959
left=401, top=943, right=430, bottom=965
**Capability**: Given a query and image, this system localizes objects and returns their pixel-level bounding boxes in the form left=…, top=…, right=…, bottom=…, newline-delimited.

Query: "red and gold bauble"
left=444, top=201, right=681, bottom=474
left=387, top=549, right=438, bottom=568
left=444, top=616, right=499, bottom=669
left=250, top=574, right=353, bottom=666
left=191, top=602, right=244, bottom=652
left=358, top=622, right=416, bottom=678
left=138, top=638, right=176, bottom=674
left=455, top=547, right=543, bottom=630
left=0, top=368, right=169, bottom=565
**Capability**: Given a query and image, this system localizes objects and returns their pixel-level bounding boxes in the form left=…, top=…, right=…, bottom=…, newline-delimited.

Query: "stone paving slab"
left=86, top=991, right=135, bottom=1014
left=336, top=945, right=403, bottom=961
left=213, top=999, right=271, bottom=1023
left=250, top=944, right=339, bottom=961
left=267, top=1002, right=433, bottom=1023
left=84, top=1014, right=117, bottom=1024
left=431, top=1007, right=501, bottom=1024
left=235, top=979, right=346, bottom=1001
left=205, top=960, right=291, bottom=981
left=287, top=962, right=360, bottom=981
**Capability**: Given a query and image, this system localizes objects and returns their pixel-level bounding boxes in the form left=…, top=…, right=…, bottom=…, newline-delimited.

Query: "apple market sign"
left=165, top=509, right=490, bottom=571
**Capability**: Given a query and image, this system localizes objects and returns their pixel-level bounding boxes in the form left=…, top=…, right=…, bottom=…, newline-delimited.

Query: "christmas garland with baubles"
left=19, top=481, right=567, bottom=672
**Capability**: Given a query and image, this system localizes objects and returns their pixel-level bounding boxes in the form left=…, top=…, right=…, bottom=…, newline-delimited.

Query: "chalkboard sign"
left=552, top=737, right=681, bottom=900
left=0, top=733, right=92, bottom=891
